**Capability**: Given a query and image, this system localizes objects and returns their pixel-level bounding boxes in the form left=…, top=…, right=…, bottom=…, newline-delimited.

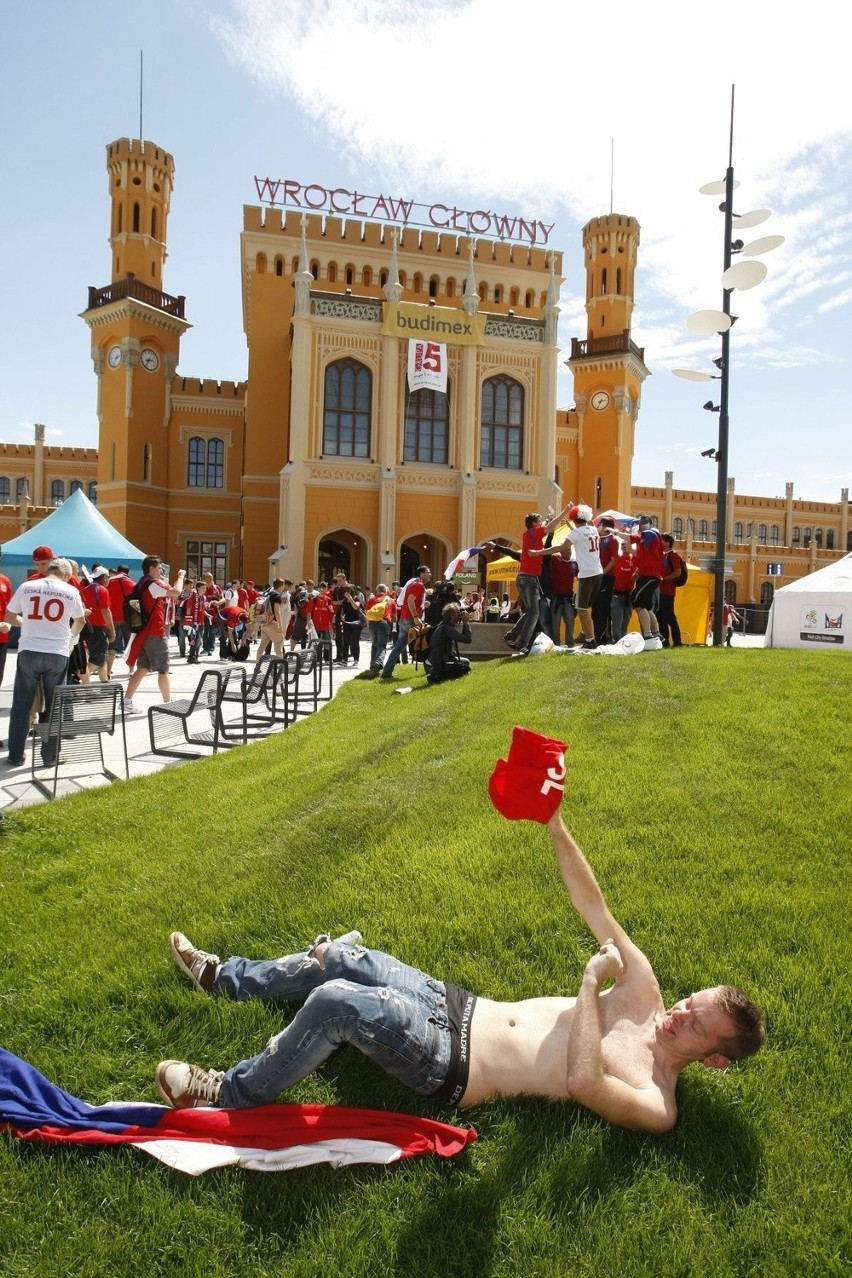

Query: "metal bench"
left=219, top=655, right=292, bottom=735
left=313, top=639, right=334, bottom=703
left=288, top=647, right=321, bottom=719
left=148, top=668, right=246, bottom=759
left=31, top=682, right=129, bottom=799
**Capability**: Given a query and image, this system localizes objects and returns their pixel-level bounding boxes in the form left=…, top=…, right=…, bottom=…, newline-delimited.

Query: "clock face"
left=141, top=348, right=160, bottom=372
left=590, top=390, right=611, bottom=411
left=107, top=345, right=122, bottom=369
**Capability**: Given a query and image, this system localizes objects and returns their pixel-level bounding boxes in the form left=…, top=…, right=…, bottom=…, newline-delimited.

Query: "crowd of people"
left=0, top=503, right=698, bottom=763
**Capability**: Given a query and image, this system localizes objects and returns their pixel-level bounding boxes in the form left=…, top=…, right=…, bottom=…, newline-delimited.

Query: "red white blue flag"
left=0, top=1047, right=476, bottom=1176
left=444, top=546, right=486, bottom=580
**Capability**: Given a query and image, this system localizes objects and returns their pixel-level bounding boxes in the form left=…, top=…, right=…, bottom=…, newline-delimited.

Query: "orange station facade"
left=1, top=134, right=848, bottom=605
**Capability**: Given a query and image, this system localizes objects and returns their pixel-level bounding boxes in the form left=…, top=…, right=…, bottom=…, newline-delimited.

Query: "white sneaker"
left=156, top=1060, right=224, bottom=1109
left=643, top=636, right=664, bottom=651
left=123, top=699, right=141, bottom=714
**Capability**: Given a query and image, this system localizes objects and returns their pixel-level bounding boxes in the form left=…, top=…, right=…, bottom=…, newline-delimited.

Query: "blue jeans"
left=369, top=618, right=391, bottom=668
left=215, top=936, right=453, bottom=1108
left=514, top=573, right=542, bottom=652
left=550, top=595, right=576, bottom=646
left=8, top=648, right=69, bottom=764
left=611, top=592, right=633, bottom=642
left=382, top=617, right=415, bottom=675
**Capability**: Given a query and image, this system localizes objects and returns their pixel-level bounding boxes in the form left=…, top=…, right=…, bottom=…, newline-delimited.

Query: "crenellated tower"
left=107, top=138, right=174, bottom=288
left=566, top=214, right=649, bottom=513
left=80, top=138, right=189, bottom=549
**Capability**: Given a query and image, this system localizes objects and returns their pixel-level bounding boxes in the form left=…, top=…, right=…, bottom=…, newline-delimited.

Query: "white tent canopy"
left=764, top=553, right=852, bottom=651
left=0, top=489, right=147, bottom=588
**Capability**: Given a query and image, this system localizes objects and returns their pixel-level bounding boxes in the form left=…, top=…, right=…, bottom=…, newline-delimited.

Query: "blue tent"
left=0, top=488, right=147, bottom=589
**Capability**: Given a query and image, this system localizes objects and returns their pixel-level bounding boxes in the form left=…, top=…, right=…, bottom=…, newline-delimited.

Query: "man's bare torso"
left=460, top=985, right=670, bottom=1110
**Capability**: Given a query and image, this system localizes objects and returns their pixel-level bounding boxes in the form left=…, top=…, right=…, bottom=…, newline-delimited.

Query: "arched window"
left=724, top=580, right=737, bottom=604
left=509, top=287, right=520, bottom=307
left=151, top=208, right=157, bottom=238
left=803, top=526, right=812, bottom=548
left=480, top=375, right=524, bottom=470
left=759, top=523, right=767, bottom=544
left=446, top=277, right=456, bottom=298
left=673, top=517, right=683, bottom=538
left=380, top=269, right=388, bottom=288
left=734, top=521, right=743, bottom=543
left=117, top=205, right=122, bottom=234
left=206, top=438, right=224, bottom=488
left=525, top=290, right=534, bottom=307
left=711, top=520, right=717, bottom=538
left=188, top=437, right=206, bottom=487
left=16, top=477, right=27, bottom=501
left=187, top=437, right=225, bottom=488
left=760, top=582, right=774, bottom=606
left=345, top=266, right=354, bottom=285
left=256, top=253, right=267, bottom=274
left=132, top=202, right=140, bottom=232
left=814, top=527, right=823, bottom=547
left=792, top=526, right=801, bottom=545
left=362, top=267, right=372, bottom=287
left=699, top=518, right=708, bottom=539
left=51, top=479, right=64, bottom=506
left=275, top=256, right=284, bottom=277
left=413, top=273, right=423, bottom=293
left=88, top=482, right=97, bottom=503
left=770, top=524, right=779, bottom=545
left=826, top=529, right=835, bottom=549
left=327, top=262, right=337, bottom=283
left=478, top=283, right=487, bottom=301
left=404, top=388, right=449, bottom=464
left=310, top=260, right=319, bottom=280
left=323, top=359, right=372, bottom=458
left=0, top=477, right=9, bottom=503
left=616, top=268, right=622, bottom=293
left=292, top=256, right=300, bottom=275
left=70, top=480, right=83, bottom=494
left=494, top=285, right=503, bottom=304
left=429, top=276, right=439, bottom=298
left=601, top=268, right=607, bottom=295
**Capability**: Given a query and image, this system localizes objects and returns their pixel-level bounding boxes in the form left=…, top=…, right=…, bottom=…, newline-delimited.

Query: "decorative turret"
left=582, top=214, right=640, bottom=338
left=106, top=138, right=174, bottom=289
left=462, top=239, right=479, bottom=316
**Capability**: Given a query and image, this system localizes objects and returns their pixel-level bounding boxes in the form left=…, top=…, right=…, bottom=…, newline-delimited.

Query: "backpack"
left=425, top=580, right=461, bottom=626
left=669, top=553, right=688, bottom=587
left=407, top=621, right=432, bottom=659
left=366, top=595, right=389, bottom=621
left=124, top=575, right=152, bottom=632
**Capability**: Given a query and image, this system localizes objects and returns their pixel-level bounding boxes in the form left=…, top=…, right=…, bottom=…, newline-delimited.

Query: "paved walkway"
left=0, top=641, right=367, bottom=811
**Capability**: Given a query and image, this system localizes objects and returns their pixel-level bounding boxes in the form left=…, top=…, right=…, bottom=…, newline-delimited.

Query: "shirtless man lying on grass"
left=157, top=808, right=765, bottom=1133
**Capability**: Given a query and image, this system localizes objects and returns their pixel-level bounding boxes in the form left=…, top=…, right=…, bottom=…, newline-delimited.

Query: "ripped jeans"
left=214, top=934, right=453, bottom=1108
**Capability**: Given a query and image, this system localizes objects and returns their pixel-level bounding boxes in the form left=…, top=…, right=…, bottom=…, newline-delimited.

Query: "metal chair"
left=31, top=682, right=129, bottom=799
left=148, top=669, right=246, bottom=759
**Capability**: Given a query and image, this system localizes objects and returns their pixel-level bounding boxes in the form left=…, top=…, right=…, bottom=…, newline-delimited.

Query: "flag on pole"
left=444, top=546, right=486, bottom=580
left=407, top=340, right=448, bottom=394
left=0, top=1047, right=476, bottom=1176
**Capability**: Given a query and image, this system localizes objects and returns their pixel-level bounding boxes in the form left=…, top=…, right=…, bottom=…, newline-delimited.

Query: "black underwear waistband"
left=432, top=983, right=477, bottom=1106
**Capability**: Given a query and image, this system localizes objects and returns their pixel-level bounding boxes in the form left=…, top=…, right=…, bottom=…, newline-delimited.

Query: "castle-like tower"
left=565, top=214, right=649, bottom=513
left=80, top=139, right=193, bottom=550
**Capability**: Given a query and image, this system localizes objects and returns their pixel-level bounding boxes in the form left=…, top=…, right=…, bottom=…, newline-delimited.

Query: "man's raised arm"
left=566, top=942, right=676, bottom=1132
left=547, top=812, right=656, bottom=985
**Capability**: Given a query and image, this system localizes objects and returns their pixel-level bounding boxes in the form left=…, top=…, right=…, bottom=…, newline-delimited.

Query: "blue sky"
left=2, top=0, right=850, bottom=503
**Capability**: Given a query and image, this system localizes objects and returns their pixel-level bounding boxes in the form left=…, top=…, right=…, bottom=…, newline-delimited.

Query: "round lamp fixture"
left=722, top=259, right=768, bottom=291
left=741, top=233, right=785, bottom=257
left=672, top=369, right=716, bottom=382
left=687, top=309, right=733, bottom=336
left=698, top=178, right=741, bottom=196
left=732, top=208, right=771, bottom=230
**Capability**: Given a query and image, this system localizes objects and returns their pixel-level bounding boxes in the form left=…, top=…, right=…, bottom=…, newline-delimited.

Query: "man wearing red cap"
left=29, top=546, right=54, bottom=579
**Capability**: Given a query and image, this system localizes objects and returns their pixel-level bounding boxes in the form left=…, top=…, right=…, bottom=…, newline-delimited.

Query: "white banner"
left=407, top=340, right=448, bottom=394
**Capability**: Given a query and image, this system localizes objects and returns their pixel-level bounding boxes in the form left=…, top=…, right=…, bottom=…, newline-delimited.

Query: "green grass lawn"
left=1, top=648, right=849, bottom=1277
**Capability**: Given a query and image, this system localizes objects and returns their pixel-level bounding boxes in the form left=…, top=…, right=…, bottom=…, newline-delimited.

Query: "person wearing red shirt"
left=611, top=548, right=637, bottom=641
left=513, top=504, right=571, bottom=656
left=183, top=580, right=208, bottom=663
left=80, top=565, right=116, bottom=682
left=123, top=556, right=186, bottom=713
left=593, top=519, right=620, bottom=644
left=548, top=544, right=579, bottom=647
left=381, top=565, right=432, bottom=677
left=106, top=564, right=134, bottom=676
left=614, top=516, right=664, bottom=649
left=658, top=535, right=685, bottom=648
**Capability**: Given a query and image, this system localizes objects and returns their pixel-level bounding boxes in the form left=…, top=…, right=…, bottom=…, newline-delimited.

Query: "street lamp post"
left=672, top=86, right=782, bottom=646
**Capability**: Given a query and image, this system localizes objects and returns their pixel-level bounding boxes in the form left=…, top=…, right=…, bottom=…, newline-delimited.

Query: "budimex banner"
left=383, top=301, right=486, bottom=346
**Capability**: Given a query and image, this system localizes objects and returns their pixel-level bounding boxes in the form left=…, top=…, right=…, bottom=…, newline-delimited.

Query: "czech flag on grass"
left=0, top=1047, right=476, bottom=1176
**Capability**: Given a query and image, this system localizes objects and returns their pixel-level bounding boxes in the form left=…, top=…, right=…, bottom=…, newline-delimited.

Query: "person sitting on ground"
left=155, top=787, right=765, bottom=1132
left=425, top=602, right=472, bottom=685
